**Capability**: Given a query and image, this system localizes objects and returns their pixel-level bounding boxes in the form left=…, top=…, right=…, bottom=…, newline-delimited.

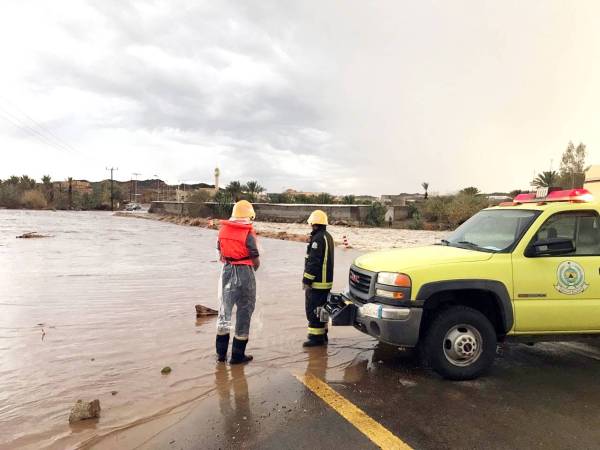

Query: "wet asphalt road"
left=105, top=339, right=600, bottom=450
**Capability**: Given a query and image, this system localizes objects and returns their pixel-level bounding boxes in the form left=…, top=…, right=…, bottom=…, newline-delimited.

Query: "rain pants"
left=217, top=264, right=256, bottom=338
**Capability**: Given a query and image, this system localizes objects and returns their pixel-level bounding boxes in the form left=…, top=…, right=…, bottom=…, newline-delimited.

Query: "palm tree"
left=244, top=180, right=265, bottom=202
left=225, top=181, right=244, bottom=201
left=19, top=175, right=36, bottom=191
left=533, top=171, right=559, bottom=188
left=315, top=193, right=334, bottom=204
left=421, top=182, right=429, bottom=200
left=342, top=195, right=356, bottom=204
left=42, top=175, right=53, bottom=203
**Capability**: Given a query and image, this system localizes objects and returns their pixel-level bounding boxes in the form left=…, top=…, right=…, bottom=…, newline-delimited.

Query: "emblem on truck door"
left=555, top=261, right=588, bottom=295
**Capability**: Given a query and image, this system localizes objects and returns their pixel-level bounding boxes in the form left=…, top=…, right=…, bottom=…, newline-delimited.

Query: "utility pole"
left=106, top=167, right=118, bottom=211
left=68, top=178, right=73, bottom=210
left=154, top=174, right=160, bottom=201
left=132, top=172, right=141, bottom=204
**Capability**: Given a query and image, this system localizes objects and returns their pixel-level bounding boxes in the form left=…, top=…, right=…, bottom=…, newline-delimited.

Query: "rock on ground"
left=195, top=304, right=218, bottom=317
left=68, top=399, right=101, bottom=423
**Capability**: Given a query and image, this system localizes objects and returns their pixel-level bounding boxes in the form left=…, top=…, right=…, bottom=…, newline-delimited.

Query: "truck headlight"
left=375, top=289, right=405, bottom=300
left=377, top=272, right=411, bottom=287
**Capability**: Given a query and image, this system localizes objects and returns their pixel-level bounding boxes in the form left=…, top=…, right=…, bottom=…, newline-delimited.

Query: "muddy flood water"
left=0, top=210, right=373, bottom=449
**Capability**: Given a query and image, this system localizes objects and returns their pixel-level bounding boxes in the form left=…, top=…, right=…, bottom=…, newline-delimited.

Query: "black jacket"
left=303, top=226, right=334, bottom=290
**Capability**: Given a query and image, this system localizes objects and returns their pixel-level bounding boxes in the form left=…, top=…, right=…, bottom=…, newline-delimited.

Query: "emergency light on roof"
left=513, top=188, right=593, bottom=204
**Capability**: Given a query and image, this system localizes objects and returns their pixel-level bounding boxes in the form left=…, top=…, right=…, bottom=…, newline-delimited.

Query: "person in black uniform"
left=302, top=209, right=334, bottom=347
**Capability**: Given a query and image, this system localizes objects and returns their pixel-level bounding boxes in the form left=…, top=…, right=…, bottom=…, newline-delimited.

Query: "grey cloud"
left=32, top=0, right=334, bottom=173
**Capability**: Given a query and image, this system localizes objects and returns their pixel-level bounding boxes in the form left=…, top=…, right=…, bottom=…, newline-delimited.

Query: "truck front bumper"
left=343, top=293, right=423, bottom=347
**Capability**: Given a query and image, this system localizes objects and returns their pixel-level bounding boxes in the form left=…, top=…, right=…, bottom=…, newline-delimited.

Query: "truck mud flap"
left=322, top=293, right=357, bottom=326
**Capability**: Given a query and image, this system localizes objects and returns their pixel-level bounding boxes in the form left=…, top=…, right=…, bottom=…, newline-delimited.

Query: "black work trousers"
left=305, top=288, right=330, bottom=338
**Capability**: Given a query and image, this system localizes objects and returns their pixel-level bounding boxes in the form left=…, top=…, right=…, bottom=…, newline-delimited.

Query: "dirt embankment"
left=114, top=212, right=309, bottom=244
left=115, top=212, right=447, bottom=252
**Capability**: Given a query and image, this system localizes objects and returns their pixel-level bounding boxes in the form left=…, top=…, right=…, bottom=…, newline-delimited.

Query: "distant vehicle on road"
left=125, top=202, right=142, bottom=211
left=335, top=185, right=600, bottom=380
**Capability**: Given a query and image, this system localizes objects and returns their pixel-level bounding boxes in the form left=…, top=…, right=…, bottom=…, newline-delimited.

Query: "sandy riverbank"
left=115, top=212, right=448, bottom=252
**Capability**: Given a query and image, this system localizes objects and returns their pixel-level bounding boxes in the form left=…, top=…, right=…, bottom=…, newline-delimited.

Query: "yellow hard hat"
left=308, top=209, right=328, bottom=225
left=232, top=200, right=256, bottom=220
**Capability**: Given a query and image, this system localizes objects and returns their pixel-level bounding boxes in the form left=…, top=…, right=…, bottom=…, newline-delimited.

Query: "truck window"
left=445, top=209, right=539, bottom=252
left=533, top=211, right=600, bottom=256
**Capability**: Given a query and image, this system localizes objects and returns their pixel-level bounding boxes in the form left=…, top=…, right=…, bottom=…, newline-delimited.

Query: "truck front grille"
left=349, top=267, right=372, bottom=294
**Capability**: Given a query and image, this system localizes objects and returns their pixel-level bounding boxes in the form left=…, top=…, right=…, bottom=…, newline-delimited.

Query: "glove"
left=302, top=283, right=310, bottom=291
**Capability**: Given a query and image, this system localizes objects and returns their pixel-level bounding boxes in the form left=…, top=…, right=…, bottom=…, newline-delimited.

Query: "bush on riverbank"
left=20, top=190, right=47, bottom=209
left=414, top=193, right=489, bottom=229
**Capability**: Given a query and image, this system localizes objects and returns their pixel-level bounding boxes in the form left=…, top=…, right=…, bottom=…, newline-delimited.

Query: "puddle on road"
left=0, top=210, right=380, bottom=449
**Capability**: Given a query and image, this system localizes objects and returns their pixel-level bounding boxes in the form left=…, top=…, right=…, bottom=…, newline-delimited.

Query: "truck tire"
left=422, top=306, right=497, bottom=380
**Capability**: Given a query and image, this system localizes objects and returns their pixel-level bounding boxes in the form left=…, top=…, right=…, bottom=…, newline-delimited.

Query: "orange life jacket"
left=218, top=220, right=256, bottom=265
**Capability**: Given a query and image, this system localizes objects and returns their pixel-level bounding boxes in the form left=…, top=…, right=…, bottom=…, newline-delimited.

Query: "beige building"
left=53, top=180, right=93, bottom=195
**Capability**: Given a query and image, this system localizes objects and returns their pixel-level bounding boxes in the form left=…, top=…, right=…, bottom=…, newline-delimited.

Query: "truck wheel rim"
left=443, top=324, right=483, bottom=367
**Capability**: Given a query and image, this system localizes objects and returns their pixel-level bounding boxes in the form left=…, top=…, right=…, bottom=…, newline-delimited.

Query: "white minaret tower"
left=214, top=167, right=220, bottom=192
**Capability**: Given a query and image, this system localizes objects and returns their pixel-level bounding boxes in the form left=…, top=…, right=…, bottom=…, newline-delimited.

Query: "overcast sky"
left=1, top=0, right=599, bottom=195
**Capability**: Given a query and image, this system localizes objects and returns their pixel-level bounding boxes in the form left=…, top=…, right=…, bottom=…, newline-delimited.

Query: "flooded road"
left=0, top=210, right=364, bottom=449
left=3, top=211, right=600, bottom=450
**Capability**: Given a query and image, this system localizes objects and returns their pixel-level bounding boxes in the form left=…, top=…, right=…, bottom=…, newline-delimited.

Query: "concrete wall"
left=149, top=201, right=411, bottom=226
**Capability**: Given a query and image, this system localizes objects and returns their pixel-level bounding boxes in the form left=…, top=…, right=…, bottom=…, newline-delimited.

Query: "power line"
left=0, top=108, right=73, bottom=153
left=0, top=97, right=78, bottom=153
left=0, top=97, right=77, bottom=153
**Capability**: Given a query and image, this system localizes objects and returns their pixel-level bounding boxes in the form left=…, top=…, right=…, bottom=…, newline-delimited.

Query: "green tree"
left=422, top=196, right=451, bottom=222
left=225, top=181, right=244, bottom=201
left=447, top=194, right=489, bottom=227
left=532, top=171, right=559, bottom=188
left=19, top=175, right=36, bottom=191
left=365, top=202, right=387, bottom=227
left=213, top=191, right=234, bottom=218
left=0, top=180, right=20, bottom=208
left=244, top=180, right=265, bottom=202
left=6, top=176, right=20, bottom=186
left=459, top=186, right=481, bottom=196
left=268, top=192, right=292, bottom=203
left=341, top=195, right=355, bottom=204
left=99, top=181, right=123, bottom=208
left=314, top=192, right=335, bottom=204
left=421, top=182, right=429, bottom=200
left=294, top=194, right=313, bottom=204
left=559, top=141, right=588, bottom=188
left=41, top=175, right=53, bottom=203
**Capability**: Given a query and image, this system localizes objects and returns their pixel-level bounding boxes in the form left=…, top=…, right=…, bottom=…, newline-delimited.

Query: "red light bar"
left=514, top=188, right=593, bottom=204
left=513, top=193, right=536, bottom=202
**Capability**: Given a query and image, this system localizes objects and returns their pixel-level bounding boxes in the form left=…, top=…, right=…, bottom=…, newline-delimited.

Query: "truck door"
left=512, top=210, right=600, bottom=332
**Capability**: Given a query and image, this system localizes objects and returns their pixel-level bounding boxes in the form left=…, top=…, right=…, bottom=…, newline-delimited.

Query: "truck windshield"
left=443, top=209, right=540, bottom=252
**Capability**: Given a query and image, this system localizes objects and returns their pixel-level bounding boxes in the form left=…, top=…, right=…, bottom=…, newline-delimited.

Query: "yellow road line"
left=295, top=373, right=412, bottom=450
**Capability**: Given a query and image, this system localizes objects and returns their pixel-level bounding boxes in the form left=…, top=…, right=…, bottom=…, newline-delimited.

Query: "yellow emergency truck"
left=338, top=173, right=600, bottom=380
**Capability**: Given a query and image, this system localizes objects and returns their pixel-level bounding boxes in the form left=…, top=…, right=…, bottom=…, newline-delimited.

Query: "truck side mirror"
left=526, top=237, right=575, bottom=257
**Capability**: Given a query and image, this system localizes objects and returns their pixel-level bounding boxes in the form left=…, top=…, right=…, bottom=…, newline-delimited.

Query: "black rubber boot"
left=230, top=337, right=253, bottom=365
left=302, top=334, right=326, bottom=347
left=216, top=334, right=230, bottom=363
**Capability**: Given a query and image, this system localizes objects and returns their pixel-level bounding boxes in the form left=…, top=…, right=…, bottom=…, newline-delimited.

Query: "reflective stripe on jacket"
left=218, top=220, right=256, bottom=266
left=303, top=227, right=334, bottom=289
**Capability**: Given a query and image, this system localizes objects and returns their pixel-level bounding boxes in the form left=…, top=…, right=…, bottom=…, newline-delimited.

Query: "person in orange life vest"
left=216, top=200, right=260, bottom=364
